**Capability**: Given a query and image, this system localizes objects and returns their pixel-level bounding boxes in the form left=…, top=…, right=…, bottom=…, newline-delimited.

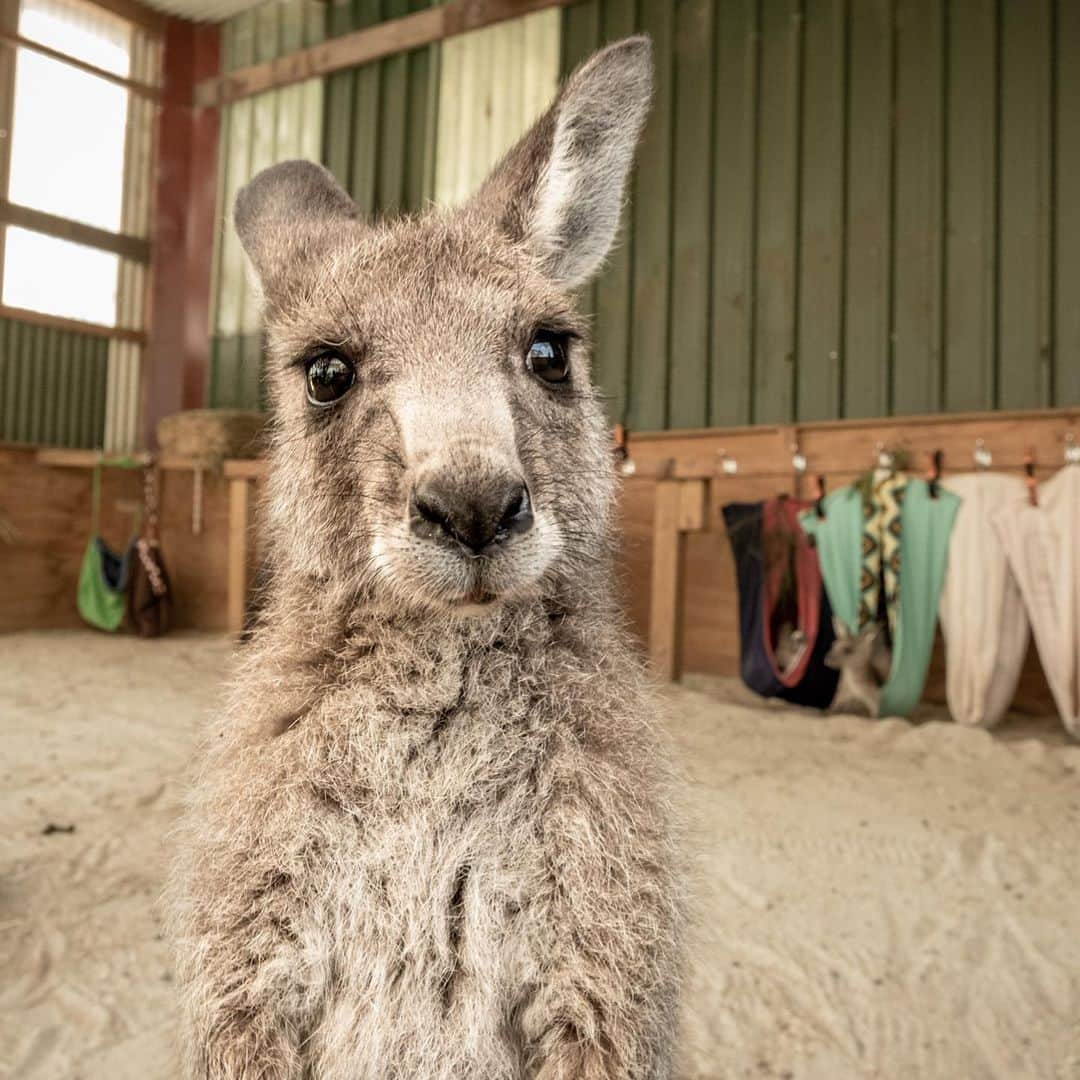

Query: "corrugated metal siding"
left=208, top=0, right=439, bottom=409
left=207, top=0, right=326, bottom=408
left=321, top=0, right=439, bottom=217
left=0, top=319, right=108, bottom=447
left=434, top=8, right=559, bottom=207
left=562, top=0, right=1080, bottom=429
left=105, top=24, right=161, bottom=452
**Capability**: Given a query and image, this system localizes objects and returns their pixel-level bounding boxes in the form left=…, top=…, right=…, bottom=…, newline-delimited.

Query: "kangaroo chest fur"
left=252, top=617, right=593, bottom=1075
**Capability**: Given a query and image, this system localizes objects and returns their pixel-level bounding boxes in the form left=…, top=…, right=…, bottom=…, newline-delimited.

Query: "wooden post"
left=227, top=475, right=251, bottom=635
left=648, top=478, right=708, bottom=681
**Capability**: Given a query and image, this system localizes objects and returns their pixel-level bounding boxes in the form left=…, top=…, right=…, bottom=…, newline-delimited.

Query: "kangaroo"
left=166, top=38, right=681, bottom=1080
left=824, top=617, right=892, bottom=717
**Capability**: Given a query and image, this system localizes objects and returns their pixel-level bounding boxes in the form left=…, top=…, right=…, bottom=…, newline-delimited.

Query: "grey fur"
left=166, top=37, right=681, bottom=1080
left=824, top=617, right=893, bottom=717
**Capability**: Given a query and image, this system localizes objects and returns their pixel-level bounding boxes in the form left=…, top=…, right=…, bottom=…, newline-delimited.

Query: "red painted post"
left=141, top=17, right=220, bottom=447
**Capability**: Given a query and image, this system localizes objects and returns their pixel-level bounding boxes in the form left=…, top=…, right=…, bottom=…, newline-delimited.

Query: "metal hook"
left=612, top=423, right=636, bottom=476
left=717, top=448, right=738, bottom=476
left=1023, top=446, right=1038, bottom=507
left=791, top=441, right=807, bottom=474
left=1065, top=432, right=1080, bottom=466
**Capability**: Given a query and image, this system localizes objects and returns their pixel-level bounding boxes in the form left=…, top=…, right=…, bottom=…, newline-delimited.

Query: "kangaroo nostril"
left=498, top=484, right=534, bottom=539
left=409, top=489, right=454, bottom=539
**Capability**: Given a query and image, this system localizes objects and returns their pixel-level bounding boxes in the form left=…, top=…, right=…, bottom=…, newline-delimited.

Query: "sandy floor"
left=2, top=633, right=1080, bottom=1079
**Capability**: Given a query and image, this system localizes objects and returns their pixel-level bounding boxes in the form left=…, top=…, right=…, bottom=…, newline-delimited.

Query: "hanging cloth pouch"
left=939, top=473, right=1030, bottom=728
left=991, top=466, right=1080, bottom=737
left=77, top=463, right=139, bottom=632
left=723, top=498, right=839, bottom=708
left=800, top=478, right=960, bottom=717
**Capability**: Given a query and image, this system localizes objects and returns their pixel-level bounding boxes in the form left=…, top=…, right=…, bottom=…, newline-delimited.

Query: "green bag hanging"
left=77, top=462, right=141, bottom=632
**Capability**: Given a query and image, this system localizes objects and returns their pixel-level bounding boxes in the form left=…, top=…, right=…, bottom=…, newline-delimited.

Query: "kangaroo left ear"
left=234, top=160, right=361, bottom=306
left=469, top=36, right=653, bottom=289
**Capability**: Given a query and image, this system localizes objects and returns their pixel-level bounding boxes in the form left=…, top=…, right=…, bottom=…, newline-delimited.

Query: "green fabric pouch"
left=76, top=461, right=142, bottom=632
left=800, top=477, right=960, bottom=717
left=77, top=535, right=135, bottom=631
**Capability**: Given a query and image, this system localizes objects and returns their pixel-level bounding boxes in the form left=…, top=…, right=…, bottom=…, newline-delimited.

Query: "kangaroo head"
left=234, top=38, right=652, bottom=616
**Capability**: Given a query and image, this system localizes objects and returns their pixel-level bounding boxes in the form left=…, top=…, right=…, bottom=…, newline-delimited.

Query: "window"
left=0, top=0, right=157, bottom=329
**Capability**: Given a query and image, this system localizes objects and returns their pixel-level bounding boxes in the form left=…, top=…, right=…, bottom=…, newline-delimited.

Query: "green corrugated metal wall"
left=207, top=0, right=1080, bottom=425
left=0, top=319, right=108, bottom=447
left=562, top=0, right=1080, bottom=429
left=207, top=0, right=439, bottom=407
left=208, top=0, right=327, bottom=407
left=321, top=0, right=439, bottom=217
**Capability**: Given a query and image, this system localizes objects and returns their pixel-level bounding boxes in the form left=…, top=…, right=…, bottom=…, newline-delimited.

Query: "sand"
left=2, top=632, right=1080, bottom=1079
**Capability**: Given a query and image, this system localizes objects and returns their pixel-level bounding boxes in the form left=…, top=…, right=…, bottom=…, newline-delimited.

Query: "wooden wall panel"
left=0, top=449, right=234, bottom=633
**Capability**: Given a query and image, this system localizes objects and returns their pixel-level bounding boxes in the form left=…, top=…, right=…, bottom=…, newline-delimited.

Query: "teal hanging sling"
left=800, top=478, right=960, bottom=717
left=77, top=461, right=142, bottom=632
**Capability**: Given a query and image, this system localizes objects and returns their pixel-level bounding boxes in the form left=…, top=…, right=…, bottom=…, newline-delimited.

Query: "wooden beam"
left=194, top=0, right=574, bottom=108
left=648, top=479, right=708, bottom=682
left=0, top=200, right=151, bottom=263
left=0, top=304, right=146, bottom=344
left=227, top=475, right=252, bottom=635
left=0, top=29, right=162, bottom=99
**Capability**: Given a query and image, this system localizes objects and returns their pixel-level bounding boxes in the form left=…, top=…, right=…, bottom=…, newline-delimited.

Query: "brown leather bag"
left=126, top=466, right=172, bottom=638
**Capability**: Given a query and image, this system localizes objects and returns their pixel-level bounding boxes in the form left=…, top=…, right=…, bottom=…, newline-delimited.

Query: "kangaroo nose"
left=409, top=477, right=533, bottom=553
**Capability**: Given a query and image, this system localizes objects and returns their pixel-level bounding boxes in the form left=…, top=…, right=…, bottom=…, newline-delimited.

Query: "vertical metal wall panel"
left=667, top=0, right=714, bottom=430
left=433, top=7, right=558, bottom=208
left=891, top=0, right=944, bottom=416
left=202, top=0, right=1080, bottom=428
left=752, top=0, right=801, bottom=424
left=0, top=317, right=108, bottom=447
left=1056, top=0, right=1080, bottom=408
left=997, top=0, right=1052, bottom=410
left=560, top=0, right=1078, bottom=428
left=709, top=0, right=758, bottom=427
left=943, top=0, right=996, bottom=412
left=209, top=0, right=326, bottom=409
left=626, top=0, right=673, bottom=432
left=795, top=0, right=845, bottom=421
left=842, top=0, right=893, bottom=419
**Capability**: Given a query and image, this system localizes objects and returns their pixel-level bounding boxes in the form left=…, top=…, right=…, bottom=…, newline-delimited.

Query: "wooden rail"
left=194, top=0, right=574, bottom=108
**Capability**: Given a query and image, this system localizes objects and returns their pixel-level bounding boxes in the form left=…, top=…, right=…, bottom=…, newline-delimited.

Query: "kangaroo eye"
left=526, top=330, right=570, bottom=384
left=305, top=353, right=355, bottom=405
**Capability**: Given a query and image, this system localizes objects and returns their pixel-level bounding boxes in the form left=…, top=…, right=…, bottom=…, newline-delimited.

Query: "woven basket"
left=156, top=409, right=266, bottom=468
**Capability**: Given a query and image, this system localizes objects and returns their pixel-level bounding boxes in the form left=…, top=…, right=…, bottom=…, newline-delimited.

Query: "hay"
left=156, top=409, right=266, bottom=469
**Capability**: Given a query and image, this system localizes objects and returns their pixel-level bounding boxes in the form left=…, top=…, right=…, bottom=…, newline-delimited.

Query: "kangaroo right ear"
left=234, top=160, right=360, bottom=304
left=468, top=36, right=653, bottom=289
left=832, top=615, right=851, bottom=642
